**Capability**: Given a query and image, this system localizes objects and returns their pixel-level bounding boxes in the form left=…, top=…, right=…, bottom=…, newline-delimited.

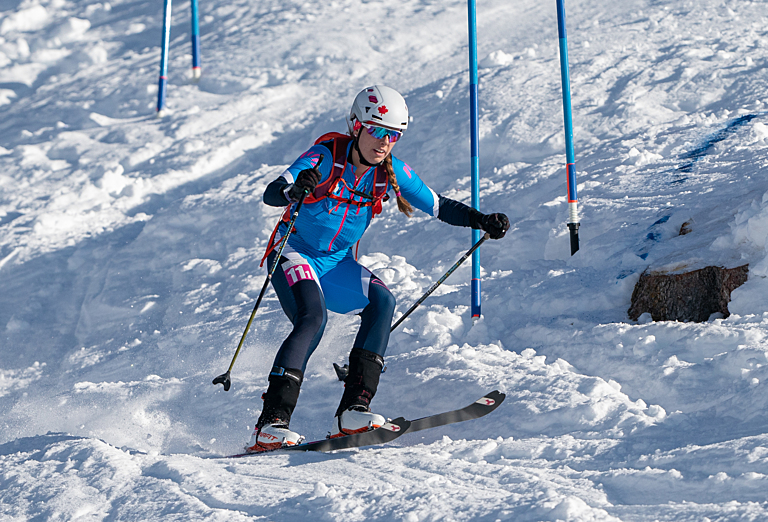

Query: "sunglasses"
left=360, top=122, right=402, bottom=143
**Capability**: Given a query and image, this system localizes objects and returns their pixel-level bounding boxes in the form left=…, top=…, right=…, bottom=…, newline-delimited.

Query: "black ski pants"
left=266, top=250, right=396, bottom=373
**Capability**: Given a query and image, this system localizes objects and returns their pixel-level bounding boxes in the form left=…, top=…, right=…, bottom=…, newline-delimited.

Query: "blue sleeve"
left=390, top=156, right=483, bottom=227
left=263, top=145, right=333, bottom=207
left=390, top=156, right=439, bottom=216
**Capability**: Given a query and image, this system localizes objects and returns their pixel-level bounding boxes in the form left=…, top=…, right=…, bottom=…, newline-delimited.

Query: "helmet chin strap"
left=354, top=133, right=384, bottom=167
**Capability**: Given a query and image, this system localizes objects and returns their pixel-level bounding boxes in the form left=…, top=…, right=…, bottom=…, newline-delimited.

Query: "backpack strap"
left=259, top=133, right=391, bottom=265
left=371, top=166, right=389, bottom=216
left=311, top=133, right=391, bottom=214
left=259, top=206, right=292, bottom=268
left=306, top=133, right=351, bottom=204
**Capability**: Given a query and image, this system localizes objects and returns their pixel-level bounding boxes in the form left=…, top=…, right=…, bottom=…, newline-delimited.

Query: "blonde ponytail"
left=384, top=155, right=413, bottom=217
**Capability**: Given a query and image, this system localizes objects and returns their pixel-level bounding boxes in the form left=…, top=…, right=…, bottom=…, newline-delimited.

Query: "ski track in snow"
left=2, top=0, right=768, bottom=519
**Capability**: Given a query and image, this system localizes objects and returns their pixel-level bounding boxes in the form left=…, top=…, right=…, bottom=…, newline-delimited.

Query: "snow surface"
left=2, top=0, right=768, bottom=519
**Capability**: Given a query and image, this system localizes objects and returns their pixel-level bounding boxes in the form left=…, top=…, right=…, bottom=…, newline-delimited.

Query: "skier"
left=247, top=85, right=509, bottom=452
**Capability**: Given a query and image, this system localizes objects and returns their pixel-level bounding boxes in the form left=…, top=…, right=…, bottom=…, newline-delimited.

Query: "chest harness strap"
left=260, top=133, right=390, bottom=267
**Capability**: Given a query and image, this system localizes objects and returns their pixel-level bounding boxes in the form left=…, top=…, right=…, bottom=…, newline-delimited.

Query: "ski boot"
left=330, top=348, right=386, bottom=438
left=245, top=366, right=304, bottom=453
left=330, top=406, right=386, bottom=438
left=246, top=422, right=304, bottom=452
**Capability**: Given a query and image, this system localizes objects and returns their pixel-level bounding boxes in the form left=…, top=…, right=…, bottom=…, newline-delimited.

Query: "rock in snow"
left=628, top=264, right=749, bottom=322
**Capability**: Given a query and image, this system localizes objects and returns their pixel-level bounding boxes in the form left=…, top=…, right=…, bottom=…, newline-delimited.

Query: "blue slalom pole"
left=191, top=0, right=201, bottom=80
left=468, top=0, right=482, bottom=319
left=157, top=0, right=172, bottom=115
left=556, top=0, right=580, bottom=255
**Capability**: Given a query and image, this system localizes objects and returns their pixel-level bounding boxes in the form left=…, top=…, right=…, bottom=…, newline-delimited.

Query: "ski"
left=404, top=390, right=505, bottom=434
left=224, top=390, right=504, bottom=458
left=226, top=417, right=410, bottom=458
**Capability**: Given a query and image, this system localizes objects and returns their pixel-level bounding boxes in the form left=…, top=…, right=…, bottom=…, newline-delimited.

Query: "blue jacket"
left=264, top=138, right=480, bottom=260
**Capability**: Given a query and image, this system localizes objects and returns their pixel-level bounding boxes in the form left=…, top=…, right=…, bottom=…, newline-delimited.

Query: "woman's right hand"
left=287, top=167, right=321, bottom=201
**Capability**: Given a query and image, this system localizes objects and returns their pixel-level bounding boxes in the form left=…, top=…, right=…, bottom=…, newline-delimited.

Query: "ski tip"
left=476, top=390, right=506, bottom=407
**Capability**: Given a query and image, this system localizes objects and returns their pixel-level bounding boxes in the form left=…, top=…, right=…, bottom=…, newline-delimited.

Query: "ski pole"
left=390, top=232, right=490, bottom=333
left=212, top=155, right=323, bottom=391
left=335, top=232, right=490, bottom=381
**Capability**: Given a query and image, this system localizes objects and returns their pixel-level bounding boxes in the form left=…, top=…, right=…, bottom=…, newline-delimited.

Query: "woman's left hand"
left=480, top=213, right=510, bottom=239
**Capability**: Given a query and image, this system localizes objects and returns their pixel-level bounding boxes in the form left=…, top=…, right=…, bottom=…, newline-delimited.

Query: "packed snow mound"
left=389, top=343, right=665, bottom=438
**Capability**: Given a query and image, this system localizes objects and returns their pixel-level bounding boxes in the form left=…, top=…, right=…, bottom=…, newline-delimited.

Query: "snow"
left=2, top=0, right=768, bottom=519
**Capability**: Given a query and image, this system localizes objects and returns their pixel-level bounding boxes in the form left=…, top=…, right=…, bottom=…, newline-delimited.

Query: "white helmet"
left=348, top=85, right=409, bottom=134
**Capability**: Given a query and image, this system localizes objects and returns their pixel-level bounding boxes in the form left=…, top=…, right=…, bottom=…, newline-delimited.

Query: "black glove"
left=287, top=167, right=321, bottom=201
left=478, top=212, right=510, bottom=239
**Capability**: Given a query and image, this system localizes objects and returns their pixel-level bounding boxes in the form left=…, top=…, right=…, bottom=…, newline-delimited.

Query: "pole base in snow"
left=191, top=67, right=201, bottom=82
left=156, top=76, right=168, bottom=116
left=568, top=223, right=580, bottom=255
